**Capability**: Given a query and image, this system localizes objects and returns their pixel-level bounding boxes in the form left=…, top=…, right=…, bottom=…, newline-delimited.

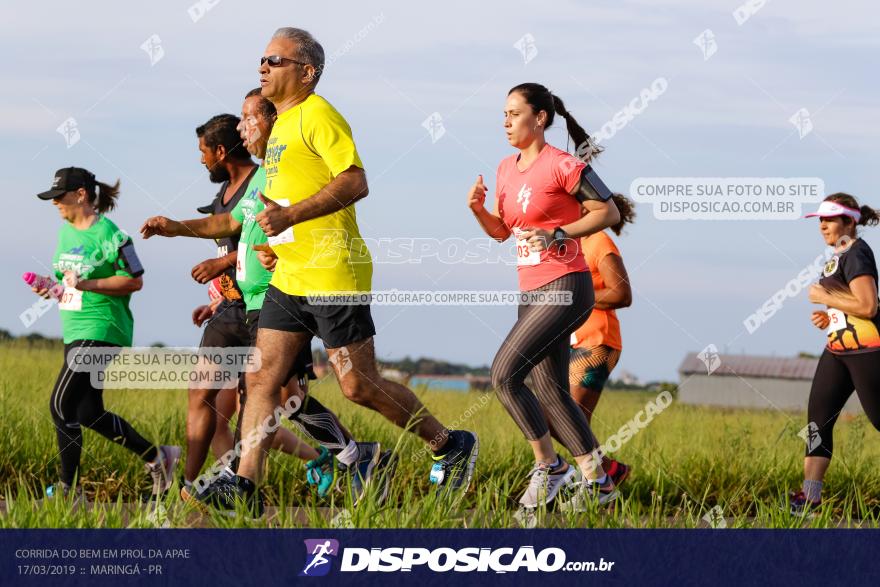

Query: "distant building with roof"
left=677, top=352, right=863, bottom=413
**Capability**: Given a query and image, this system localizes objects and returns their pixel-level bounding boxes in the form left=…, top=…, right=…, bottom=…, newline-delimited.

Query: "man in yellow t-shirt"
left=198, top=28, right=478, bottom=516
left=261, top=89, right=374, bottom=296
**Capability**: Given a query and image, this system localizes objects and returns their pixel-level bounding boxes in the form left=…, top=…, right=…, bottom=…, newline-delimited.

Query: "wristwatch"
left=552, top=227, right=568, bottom=248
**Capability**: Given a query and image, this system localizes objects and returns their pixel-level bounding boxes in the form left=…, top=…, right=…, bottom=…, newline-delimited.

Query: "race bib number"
left=513, top=228, right=540, bottom=266
left=59, top=287, right=82, bottom=311
left=236, top=243, right=247, bottom=282
left=267, top=198, right=295, bottom=246
left=208, top=278, right=222, bottom=301
left=827, top=308, right=847, bottom=333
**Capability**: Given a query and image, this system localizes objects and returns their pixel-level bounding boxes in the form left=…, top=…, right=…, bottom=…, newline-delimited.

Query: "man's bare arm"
left=290, top=166, right=368, bottom=224
left=141, top=213, right=242, bottom=240
left=179, top=213, right=242, bottom=239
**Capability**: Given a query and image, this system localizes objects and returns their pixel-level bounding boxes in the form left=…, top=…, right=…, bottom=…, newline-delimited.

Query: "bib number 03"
left=513, top=228, right=540, bottom=266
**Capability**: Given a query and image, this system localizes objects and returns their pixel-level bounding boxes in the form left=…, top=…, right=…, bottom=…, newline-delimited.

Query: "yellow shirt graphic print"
left=263, top=93, right=373, bottom=296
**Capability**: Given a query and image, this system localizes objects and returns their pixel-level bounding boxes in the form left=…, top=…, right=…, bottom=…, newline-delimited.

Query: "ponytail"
left=859, top=205, right=880, bottom=227
left=825, top=192, right=879, bottom=228
left=93, top=179, right=121, bottom=214
left=551, top=93, right=603, bottom=161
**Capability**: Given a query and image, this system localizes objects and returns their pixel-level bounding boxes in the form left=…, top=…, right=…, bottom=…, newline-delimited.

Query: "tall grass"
left=1, top=341, right=878, bottom=528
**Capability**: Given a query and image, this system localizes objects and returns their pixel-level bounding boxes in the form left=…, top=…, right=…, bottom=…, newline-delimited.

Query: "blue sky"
left=2, top=0, right=878, bottom=381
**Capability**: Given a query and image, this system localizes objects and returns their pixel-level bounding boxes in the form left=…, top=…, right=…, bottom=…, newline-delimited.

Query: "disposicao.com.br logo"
left=300, top=539, right=615, bottom=575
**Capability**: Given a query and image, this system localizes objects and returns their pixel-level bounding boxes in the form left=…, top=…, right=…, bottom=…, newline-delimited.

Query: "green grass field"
left=2, top=340, right=879, bottom=528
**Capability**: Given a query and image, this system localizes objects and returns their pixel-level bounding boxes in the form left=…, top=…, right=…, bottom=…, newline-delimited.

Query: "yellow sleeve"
left=306, top=101, right=364, bottom=177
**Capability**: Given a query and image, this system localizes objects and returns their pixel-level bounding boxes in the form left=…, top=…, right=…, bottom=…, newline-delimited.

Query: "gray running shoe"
left=519, top=457, right=578, bottom=508
left=558, top=476, right=619, bottom=511
left=145, top=445, right=181, bottom=497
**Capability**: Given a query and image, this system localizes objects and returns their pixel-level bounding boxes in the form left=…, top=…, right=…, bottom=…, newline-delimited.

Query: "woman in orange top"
left=569, top=194, right=635, bottom=485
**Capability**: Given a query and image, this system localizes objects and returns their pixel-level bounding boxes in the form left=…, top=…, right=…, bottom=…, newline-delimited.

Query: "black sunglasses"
left=260, top=55, right=308, bottom=68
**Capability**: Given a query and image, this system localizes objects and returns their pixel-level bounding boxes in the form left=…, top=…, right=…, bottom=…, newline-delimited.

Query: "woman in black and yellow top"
left=789, top=193, right=880, bottom=515
left=34, top=167, right=179, bottom=501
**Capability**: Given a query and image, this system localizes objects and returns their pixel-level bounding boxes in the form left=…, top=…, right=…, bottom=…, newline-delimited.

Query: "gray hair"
left=272, top=27, right=325, bottom=84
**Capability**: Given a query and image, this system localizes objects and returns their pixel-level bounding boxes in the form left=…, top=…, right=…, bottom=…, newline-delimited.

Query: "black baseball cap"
left=37, top=167, right=96, bottom=200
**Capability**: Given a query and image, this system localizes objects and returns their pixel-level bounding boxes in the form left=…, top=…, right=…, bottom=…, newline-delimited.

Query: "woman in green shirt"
left=34, top=167, right=179, bottom=501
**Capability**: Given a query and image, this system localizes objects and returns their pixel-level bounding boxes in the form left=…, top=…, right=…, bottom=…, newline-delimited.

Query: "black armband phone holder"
left=574, top=165, right=612, bottom=203
left=115, top=240, right=145, bottom=277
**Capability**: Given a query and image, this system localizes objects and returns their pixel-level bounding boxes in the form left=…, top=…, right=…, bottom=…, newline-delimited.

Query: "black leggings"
left=806, top=349, right=880, bottom=458
left=229, top=387, right=351, bottom=473
left=491, top=272, right=597, bottom=456
left=49, top=340, right=156, bottom=486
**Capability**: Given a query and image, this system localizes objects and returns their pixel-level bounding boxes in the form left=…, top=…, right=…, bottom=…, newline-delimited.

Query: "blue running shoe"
left=337, top=442, right=380, bottom=506
left=429, top=430, right=479, bottom=496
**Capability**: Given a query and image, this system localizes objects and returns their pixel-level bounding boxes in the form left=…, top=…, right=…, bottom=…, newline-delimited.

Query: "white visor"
left=804, top=200, right=861, bottom=222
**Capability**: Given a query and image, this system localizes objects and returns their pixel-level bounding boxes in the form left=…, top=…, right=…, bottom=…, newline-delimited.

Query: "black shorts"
left=246, top=309, right=316, bottom=384
left=258, top=284, right=376, bottom=349
left=199, top=300, right=249, bottom=348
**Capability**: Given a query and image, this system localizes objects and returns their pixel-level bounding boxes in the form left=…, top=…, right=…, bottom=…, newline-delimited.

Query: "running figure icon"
left=301, top=540, right=338, bottom=576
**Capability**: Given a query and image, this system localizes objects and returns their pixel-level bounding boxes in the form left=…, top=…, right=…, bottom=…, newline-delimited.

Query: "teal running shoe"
left=306, top=446, right=337, bottom=498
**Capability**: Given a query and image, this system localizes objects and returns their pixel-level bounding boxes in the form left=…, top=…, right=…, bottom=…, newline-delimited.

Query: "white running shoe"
left=146, top=445, right=181, bottom=497
left=558, top=476, right=619, bottom=511
left=518, top=457, right=578, bottom=509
